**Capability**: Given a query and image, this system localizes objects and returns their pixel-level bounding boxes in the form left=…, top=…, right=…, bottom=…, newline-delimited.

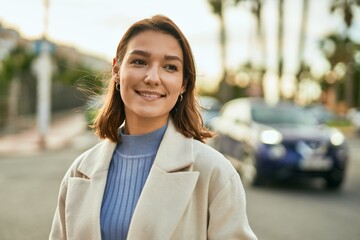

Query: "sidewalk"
left=0, top=111, right=98, bottom=155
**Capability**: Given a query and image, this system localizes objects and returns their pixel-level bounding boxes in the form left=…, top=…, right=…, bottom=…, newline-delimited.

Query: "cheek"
left=118, top=74, right=130, bottom=100
left=172, top=81, right=184, bottom=95
left=119, top=68, right=144, bottom=86
left=119, top=71, right=133, bottom=90
left=119, top=77, right=126, bottom=89
left=166, top=74, right=184, bottom=91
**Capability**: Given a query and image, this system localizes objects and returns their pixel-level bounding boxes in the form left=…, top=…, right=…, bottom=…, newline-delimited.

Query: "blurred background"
left=0, top=0, right=359, bottom=239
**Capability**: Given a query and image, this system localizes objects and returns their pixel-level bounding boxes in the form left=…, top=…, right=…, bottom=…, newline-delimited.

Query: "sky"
left=0, top=0, right=357, bottom=91
left=0, top=0, right=221, bottom=88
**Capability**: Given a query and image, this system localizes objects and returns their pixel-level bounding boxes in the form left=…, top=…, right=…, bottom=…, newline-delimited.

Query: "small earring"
left=115, top=83, right=120, bottom=91
left=178, top=94, right=183, bottom=102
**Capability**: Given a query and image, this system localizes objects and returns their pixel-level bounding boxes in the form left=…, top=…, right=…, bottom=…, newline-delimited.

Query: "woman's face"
left=115, top=30, right=185, bottom=127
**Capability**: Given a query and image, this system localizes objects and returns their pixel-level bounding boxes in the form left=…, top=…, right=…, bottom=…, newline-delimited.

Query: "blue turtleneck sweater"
left=100, top=124, right=167, bottom=240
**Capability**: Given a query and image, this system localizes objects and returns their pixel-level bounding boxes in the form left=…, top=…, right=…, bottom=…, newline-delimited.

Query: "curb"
left=0, top=112, right=89, bottom=155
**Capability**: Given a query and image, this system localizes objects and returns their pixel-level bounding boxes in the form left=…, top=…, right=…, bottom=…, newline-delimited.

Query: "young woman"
left=50, top=14, right=257, bottom=240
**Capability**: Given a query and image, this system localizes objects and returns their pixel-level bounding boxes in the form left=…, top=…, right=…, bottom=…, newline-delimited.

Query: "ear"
left=181, top=80, right=187, bottom=94
left=181, top=86, right=186, bottom=95
left=112, top=57, right=119, bottom=80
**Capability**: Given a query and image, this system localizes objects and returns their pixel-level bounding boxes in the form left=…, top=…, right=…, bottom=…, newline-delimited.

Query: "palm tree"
left=288, top=0, right=310, bottom=101
left=280, top=0, right=312, bottom=102
left=207, top=0, right=243, bottom=102
left=208, top=0, right=227, bottom=82
left=246, top=0, right=265, bottom=97
left=242, top=0, right=282, bottom=104
left=329, top=0, right=360, bottom=108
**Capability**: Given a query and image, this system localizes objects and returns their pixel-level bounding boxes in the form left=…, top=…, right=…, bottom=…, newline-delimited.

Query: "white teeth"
left=139, top=92, right=162, bottom=98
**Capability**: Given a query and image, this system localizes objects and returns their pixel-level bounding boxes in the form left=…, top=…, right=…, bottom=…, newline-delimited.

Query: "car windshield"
left=252, top=105, right=319, bottom=126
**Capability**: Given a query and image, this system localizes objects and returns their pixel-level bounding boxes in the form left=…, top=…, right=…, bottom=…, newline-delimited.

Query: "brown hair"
left=93, top=14, right=213, bottom=143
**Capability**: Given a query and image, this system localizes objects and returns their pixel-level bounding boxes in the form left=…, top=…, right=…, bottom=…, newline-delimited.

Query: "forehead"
left=126, top=30, right=183, bottom=58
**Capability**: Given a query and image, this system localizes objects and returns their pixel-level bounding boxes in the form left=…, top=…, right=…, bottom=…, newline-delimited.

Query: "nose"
left=144, top=65, right=161, bottom=85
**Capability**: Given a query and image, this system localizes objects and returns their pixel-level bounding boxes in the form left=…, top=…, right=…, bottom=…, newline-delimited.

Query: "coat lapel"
left=66, top=139, right=116, bottom=239
left=127, top=121, right=199, bottom=239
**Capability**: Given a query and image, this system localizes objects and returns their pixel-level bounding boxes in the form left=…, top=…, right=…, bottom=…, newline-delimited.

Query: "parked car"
left=303, top=103, right=338, bottom=125
left=347, top=107, right=360, bottom=135
left=198, top=96, right=222, bottom=130
left=211, top=97, right=349, bottom=189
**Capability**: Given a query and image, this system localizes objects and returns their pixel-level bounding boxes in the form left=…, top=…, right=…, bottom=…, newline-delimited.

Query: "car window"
left=251, top=105, right=318, bottom=126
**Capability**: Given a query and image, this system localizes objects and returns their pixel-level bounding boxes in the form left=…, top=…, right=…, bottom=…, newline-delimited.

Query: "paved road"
left=0, top=132, right=99, bottom=240
left=246, top=136, right=360, bottom=240
left=0, top=133, right=359, bottom=240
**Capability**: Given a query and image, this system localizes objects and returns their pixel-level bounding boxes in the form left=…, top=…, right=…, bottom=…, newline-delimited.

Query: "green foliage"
left=0, top=42, right=106, bottom=128
left=84, top=105, right=99, bottom=129
left=208, top=0, right=224, bottom=15
left=51, top=55, right=106, bottom=127
left=208, top=0, right=244, bottom=14
left=326, top=119, right=352, bottom=127
left=53, top=56, right=104, bottom=95
left=0, top=45, right=36, bottom=86
left=0, top=45, right=36, bottom=122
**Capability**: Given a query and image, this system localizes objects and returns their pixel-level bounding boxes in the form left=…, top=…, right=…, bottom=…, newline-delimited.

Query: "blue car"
left=211, top=98, right=349, bottom=189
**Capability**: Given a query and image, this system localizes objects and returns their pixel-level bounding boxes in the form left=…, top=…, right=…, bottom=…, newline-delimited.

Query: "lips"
left=136, top=90, right=165, bottom=99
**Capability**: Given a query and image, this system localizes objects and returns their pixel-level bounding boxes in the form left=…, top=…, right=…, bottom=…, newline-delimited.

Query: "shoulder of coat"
left=192, top=139, right=236, bottom=176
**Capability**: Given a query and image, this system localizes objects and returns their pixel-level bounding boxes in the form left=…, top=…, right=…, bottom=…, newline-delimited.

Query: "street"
left=0, top=133, right=359, bottom=240
left=246, top=136, right=360, bottom=240
left=0, top=132, right=99, bottom=240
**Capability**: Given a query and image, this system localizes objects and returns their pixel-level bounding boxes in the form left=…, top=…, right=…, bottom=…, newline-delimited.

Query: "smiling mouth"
left=136, top=91, right=166, bottom=99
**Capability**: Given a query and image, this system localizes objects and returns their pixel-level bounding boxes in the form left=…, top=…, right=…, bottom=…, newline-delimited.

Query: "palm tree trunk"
left=220, top=11, right=227, bottom=81
left=217, top=9, right=235, bottom=103
left=294, top=0, right=309, bottom=98
left=278, top=0, right=284, bottom=99
left=255, top=1, right=265, bottom=96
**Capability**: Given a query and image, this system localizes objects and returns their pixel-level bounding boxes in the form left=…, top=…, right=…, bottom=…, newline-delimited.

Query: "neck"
left=124, top=116, right=169, bottom=135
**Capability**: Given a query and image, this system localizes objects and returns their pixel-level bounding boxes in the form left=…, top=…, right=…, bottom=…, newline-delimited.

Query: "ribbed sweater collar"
left=116, top=122, right=168, bottom=156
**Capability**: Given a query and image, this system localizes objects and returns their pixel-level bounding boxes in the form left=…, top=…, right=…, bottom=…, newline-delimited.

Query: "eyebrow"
left=165, top=55, right=183, bottom=65
left=129, top=50, right=150, bottom=57
left=129, top=50, right=183, bottom=64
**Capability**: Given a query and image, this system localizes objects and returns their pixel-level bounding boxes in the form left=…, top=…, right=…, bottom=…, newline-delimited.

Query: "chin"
left=135, top=110, right=168, bottom=119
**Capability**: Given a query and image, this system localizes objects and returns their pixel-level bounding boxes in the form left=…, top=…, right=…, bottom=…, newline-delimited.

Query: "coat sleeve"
left=207, top=172, right=258, bottom=240
left=49, top=172, right=69, bottom=240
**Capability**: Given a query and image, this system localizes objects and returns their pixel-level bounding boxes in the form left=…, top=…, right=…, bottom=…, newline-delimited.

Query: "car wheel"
left=325, top=169, right=344, bottom=190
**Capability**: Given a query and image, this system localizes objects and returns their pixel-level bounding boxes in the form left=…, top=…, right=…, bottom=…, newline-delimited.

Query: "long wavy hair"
left=93, top=14, right=213, bottom=143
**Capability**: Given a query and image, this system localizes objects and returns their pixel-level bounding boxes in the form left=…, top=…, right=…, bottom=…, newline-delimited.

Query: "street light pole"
left=34, top=0, right=52, bottom=149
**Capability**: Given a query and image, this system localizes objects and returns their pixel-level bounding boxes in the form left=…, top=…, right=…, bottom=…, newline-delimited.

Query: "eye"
left=132, top=59, right=147, bottom=66
left=164, top=64, right=178, bottom=72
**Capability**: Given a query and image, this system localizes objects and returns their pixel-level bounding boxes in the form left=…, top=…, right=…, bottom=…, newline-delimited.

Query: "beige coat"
left=49, top=121, right=257, bottom=240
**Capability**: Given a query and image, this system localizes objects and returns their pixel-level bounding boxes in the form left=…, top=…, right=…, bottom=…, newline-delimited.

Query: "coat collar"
left=153, top=119, right=194, bottom=172
left=76, top=138, right=116, bottom=179
left=76, top=119, right=194, bottom=178
left=74, top=119, right=199, bottom=239
left=128, top=120, right=199, bottom=239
